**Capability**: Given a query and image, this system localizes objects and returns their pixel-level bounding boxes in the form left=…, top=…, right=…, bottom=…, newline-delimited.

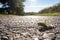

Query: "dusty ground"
left=0, top=16, right=60, bottom=40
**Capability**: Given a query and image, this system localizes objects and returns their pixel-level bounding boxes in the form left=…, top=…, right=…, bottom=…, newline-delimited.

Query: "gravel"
left=0, top=16, right=60, bottom=40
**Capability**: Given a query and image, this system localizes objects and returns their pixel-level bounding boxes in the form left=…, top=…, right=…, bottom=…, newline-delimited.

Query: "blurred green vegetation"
left=0, top=0, right=25, bottom=15
left=0, top=14, right=16, bottom=17
left=24, top=3, right=60, bottom=16
left=39, top=3, right=60, bottom=13
left=0, top=3, right=60, bottom=16
left=0, top=12, right=60, bottom=16
left=24, top=13, right=60, bottom=16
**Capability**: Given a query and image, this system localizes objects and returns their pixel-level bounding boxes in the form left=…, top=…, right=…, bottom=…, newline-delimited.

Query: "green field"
left=0, top=13, right=60, bottom=16
left=0, top=14, right=16, bottom=17
left=25, top=13, right=60, bottom=16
